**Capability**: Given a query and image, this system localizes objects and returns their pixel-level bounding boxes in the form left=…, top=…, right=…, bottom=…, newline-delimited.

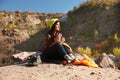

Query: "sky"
left=0, top=0, right=88, bottom=13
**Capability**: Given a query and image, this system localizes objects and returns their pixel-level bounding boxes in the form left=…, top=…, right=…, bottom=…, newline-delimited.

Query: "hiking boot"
left=69, top=53, right=75, bottom=60
left=64, top=54, right=74, bottom=63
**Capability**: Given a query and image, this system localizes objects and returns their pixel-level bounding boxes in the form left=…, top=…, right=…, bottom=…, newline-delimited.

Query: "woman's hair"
left=48, top=20, right=61, bottom=36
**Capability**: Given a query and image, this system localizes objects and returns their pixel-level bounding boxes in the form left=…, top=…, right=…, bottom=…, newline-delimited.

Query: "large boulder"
left=95, top=53, right=116, bottom=68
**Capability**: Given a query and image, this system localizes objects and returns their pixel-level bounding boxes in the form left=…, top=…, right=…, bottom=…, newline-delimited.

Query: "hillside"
left=62, top=0, right=120, bottom=49
left=0, top=11, right=65, bottom=66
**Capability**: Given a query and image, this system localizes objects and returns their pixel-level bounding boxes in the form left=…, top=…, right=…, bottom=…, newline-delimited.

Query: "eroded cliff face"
left=0, top=11, right=65, bottom=29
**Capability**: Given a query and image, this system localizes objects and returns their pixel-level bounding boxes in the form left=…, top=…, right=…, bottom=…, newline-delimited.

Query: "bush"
left=113, top=47, right=120, bottom=57
left=75, top=46, right=92, bottom=57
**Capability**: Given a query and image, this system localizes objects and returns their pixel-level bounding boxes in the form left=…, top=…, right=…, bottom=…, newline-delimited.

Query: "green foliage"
left=113, top=47, right=120, bottom=56
left=94, top=29, right=99, bottom=39
left=6, top=21, right=17, bottom=29
left=114, top=33, right=120, bottom=42
left=78, top=32, right=93, bottom=41
left=75, top=32, right=120, bottom=58
left=75, top=46, right=92, bottom=57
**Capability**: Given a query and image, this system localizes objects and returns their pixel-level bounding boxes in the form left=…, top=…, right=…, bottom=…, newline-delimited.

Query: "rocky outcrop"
left=95, top=53, right=116, bottom=68
left=0, top=11, right=65, bottom=29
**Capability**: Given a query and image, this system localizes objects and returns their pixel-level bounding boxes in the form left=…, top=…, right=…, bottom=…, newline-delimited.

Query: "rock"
left=95, top=53, right=116, bottom=68
left=108, top=54, right=118, bottom=62
left=90, top=72, right=95, bottom=75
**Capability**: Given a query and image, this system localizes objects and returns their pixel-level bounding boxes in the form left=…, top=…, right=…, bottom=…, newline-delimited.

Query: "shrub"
left=113, top=47, right=120, bottom=57
left=114, top=33, right=120, bottom=42
left=76, top=46, right=92, bottom=57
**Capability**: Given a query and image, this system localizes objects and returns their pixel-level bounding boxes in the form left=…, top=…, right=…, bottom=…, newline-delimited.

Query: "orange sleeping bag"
left=62, top=57, right=98, bottom=68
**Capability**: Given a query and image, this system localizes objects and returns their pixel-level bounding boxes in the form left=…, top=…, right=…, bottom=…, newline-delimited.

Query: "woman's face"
left=54, top=22, right=60, bottom=32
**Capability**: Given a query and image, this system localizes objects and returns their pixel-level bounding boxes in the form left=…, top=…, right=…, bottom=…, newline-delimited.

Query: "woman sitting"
left=42, top=18, right=75, bottom=63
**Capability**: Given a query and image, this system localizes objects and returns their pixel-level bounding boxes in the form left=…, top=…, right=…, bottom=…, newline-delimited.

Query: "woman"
left=42, top=18, right=75, bottom=63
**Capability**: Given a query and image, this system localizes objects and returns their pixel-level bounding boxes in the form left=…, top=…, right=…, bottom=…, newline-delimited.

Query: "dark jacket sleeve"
left=42, top=34, right=52, bottom=50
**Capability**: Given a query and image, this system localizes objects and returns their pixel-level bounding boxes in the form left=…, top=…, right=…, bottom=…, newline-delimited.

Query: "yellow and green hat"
left=46, top=18, right=59, bottom=29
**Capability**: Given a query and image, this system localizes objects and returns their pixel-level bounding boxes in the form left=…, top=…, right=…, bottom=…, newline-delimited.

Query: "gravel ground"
left=0, top=63, right=120, bottom=80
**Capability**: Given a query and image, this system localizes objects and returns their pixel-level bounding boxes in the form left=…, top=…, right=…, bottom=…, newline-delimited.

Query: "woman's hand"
left=53, top=33, right=61, bottom=42
left=61, top=37, right=65, bottom=43
left=50, top=37, right=61, bottom=47
left=54, top=36, right=61, bottom=42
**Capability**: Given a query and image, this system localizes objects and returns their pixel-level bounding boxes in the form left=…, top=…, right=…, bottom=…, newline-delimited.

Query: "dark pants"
left=42, top=42, right=71, bottom=60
